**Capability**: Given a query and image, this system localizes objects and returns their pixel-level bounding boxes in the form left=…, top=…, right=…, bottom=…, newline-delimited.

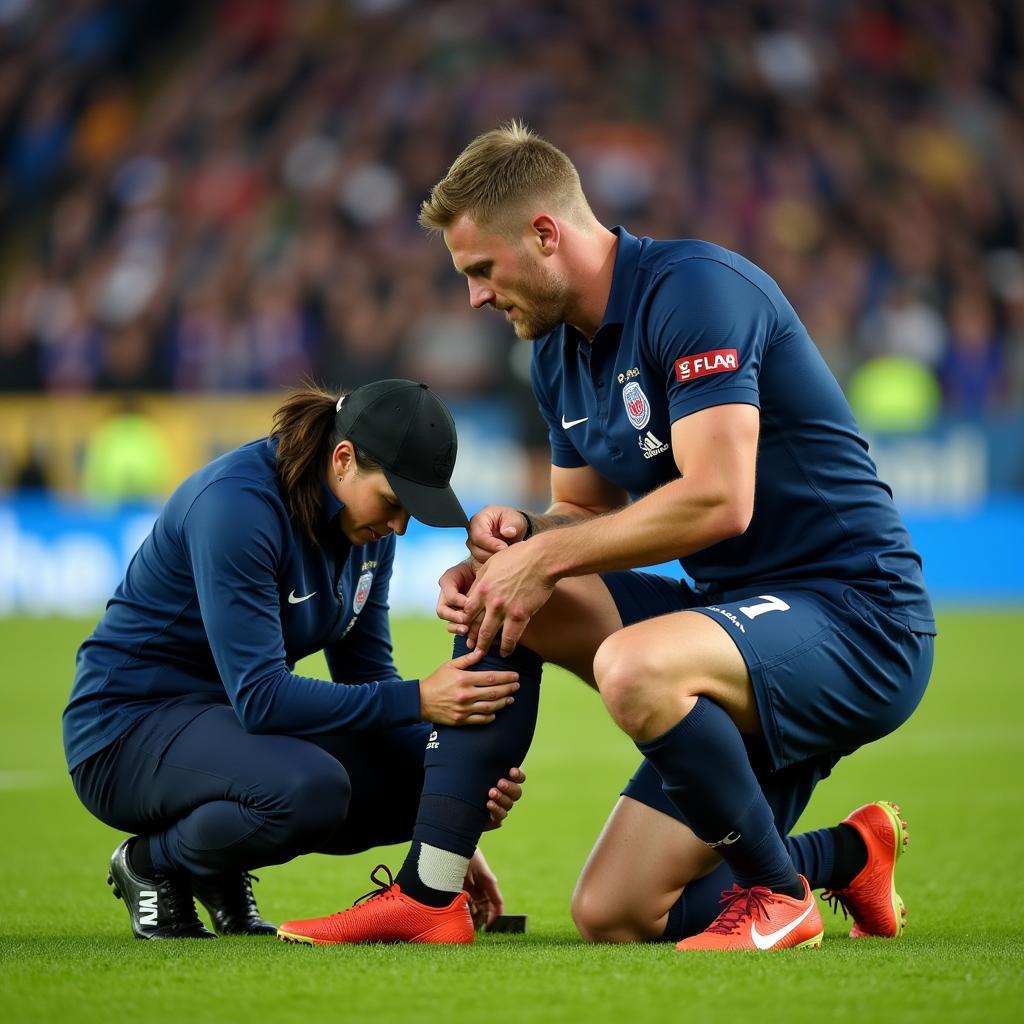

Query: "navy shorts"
left=601, top=571, right=935, bottom=832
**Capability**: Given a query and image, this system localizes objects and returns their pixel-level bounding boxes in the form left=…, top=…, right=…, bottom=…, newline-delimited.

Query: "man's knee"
left=594, top=616, right=757, bottom=739
left=571, top=879, right=660, bottom=944
left=593, top=632, right=668, bottom=737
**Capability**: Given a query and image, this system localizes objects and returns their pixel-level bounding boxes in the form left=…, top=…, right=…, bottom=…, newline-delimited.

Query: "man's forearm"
left=520, top=503, right=594, bottom=538
left=527, top=477, right=748, bottom=580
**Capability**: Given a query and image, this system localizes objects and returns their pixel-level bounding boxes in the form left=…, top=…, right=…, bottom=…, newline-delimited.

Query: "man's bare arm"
left=520, top=465, right=629, bottom=535
left=530, top=405, right=759, bottom=577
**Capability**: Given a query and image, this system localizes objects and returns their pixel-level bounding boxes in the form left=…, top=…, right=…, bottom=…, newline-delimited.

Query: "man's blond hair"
left=419, top=120, right=592, bottom=235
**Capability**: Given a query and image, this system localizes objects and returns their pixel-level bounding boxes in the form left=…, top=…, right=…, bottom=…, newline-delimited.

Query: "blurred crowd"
left=2, top=0, right=1024, bottom=418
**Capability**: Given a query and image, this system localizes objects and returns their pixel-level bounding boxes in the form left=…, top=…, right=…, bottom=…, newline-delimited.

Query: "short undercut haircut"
left=419, top=120, right=592, bottom=235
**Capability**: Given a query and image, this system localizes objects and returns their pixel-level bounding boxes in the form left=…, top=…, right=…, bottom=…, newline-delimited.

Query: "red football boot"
left=277, top=865, right=474, bottom=946
left=823, top=800, right=909, bottom=938
left=676, top=875, right=823, bottom=951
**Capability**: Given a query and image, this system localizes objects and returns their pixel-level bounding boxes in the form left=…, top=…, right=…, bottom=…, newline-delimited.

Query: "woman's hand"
left=483, top=766, right=526, bottom=831
left=436, top=559, right=477, bottom=634
left=464, top=847, right=504, bottom=930
left=467, top=768, right=525, bottom=929
left=419, top=647, right=519, bottom=725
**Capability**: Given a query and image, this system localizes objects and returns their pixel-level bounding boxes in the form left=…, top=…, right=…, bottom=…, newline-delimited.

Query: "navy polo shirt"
left=530, top=228, right=934, bottom=631
left=63, top=437, right=422, bottom=772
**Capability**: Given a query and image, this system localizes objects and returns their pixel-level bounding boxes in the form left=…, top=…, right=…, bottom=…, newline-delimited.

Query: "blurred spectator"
left=858, top=280, right=947, bottom=369
left=245, top=272, right=314, bottom=388
left=81, top=402, right=173, bottom=501
left=7, top=78, right=72, bottom=199
left=847, top=356, right=942, bottom=434
left=0, top=272, right=43, bottom=390
left=399, top=290, right=507, bottom=396
left=939, top=292, right=1006, bottom=414
left=94, top=320, right=169, bottom=391
left=74, top=78, right=136, bottom=171
left=13, top=437, right=52, bottom=491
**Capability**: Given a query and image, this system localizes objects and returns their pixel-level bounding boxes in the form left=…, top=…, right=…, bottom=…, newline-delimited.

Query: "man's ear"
left=531, top=214, right=560, bottom=256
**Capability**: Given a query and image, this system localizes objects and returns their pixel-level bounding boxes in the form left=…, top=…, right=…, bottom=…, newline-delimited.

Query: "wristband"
left=518, top=510, right=535, bottom=540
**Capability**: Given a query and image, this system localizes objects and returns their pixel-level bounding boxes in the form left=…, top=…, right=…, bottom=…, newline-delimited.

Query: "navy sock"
left=636, top=697, right=803, bottom=898
left=396, top=635, right=543, bottom=906
left=663, top=861, right=734, bottom=942
left=830, top=824, right=868, bottom=888
left=786, top=827, right=833, bottom=889
left=787, top=824, right=867, bottom=890
left=128, top=836, right=157, bottom=879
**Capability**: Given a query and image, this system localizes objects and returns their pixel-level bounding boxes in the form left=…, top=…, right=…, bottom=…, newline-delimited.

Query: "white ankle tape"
left=417, top=844, right=470, bottom=893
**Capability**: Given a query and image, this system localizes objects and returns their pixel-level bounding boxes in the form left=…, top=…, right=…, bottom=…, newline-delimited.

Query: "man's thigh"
left=523, top=571, right=694, bottom=686
left=520, top=575, right=623, bottom=685
left=573, top=794, right=717, bottom=942
left=691, top=583, right=934, bottom=770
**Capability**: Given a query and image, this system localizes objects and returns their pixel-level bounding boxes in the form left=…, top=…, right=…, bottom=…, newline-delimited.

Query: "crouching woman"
left=63, top=380, right=523, bottom=939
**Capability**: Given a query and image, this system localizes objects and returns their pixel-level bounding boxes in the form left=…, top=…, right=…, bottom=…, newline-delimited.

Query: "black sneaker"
left=192, top=872, right=277, bottom=935
left=108, top=839, right=217, bottom=940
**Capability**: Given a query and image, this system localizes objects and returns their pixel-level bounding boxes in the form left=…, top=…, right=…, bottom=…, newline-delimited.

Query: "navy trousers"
left=71, top=696, right=429, bottom=876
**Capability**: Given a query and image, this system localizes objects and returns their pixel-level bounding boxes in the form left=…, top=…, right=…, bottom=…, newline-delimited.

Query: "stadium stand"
left=1, top=0, right=1022, bottom=410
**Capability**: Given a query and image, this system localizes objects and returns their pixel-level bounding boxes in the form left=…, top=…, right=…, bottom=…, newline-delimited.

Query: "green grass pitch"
left=1, top=611, right=1022, bottom=1023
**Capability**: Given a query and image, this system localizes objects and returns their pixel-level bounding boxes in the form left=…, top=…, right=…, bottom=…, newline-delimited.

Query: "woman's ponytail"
left=270, top=382, right=342, bottom=545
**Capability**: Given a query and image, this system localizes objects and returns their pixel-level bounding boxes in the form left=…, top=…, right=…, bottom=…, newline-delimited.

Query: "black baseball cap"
left=335, top=379, right=468, bottom=529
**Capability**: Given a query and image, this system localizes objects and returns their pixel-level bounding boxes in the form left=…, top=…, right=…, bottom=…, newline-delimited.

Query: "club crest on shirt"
left=353, top=571, right=374, bottom=614
left=622, top=381, right=651, bottom=429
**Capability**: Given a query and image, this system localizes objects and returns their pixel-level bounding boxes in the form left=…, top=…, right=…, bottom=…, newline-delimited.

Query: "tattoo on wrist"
left=517, top=511, right=575, bottom=540
left=542, top=515, right=575, bottom=530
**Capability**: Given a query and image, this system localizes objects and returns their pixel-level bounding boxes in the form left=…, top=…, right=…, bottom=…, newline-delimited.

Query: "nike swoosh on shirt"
left=288, top=590, right=317, bottom=604
left=561, top=415, right=588, bottom=429
left=750, top=901, right=815, bottom=949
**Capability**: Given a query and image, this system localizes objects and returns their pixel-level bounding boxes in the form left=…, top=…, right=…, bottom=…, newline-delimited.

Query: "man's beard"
left=510, top=258, right=571, bottom=341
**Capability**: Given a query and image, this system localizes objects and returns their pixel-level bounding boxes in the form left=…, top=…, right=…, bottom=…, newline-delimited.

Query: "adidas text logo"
left=638, top=431, right=670, bottom=459
left=139, top=890, right=159, bottom=925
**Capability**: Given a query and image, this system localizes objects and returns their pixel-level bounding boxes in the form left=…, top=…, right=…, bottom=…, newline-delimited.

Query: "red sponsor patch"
left=674, top=348, right=739, bottom=383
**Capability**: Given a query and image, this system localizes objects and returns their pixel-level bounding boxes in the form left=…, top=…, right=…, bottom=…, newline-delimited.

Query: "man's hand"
left=419, top=647, right=519, bottom=725
left=464, top=847, right=503, bottom=930
left=467, top=505, right=529, bottom=564
left=483, top=766, right=526, bottom=831
left=436, top=558, right=477, bottom=634
left=464, top=541, right=556, bottom=656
